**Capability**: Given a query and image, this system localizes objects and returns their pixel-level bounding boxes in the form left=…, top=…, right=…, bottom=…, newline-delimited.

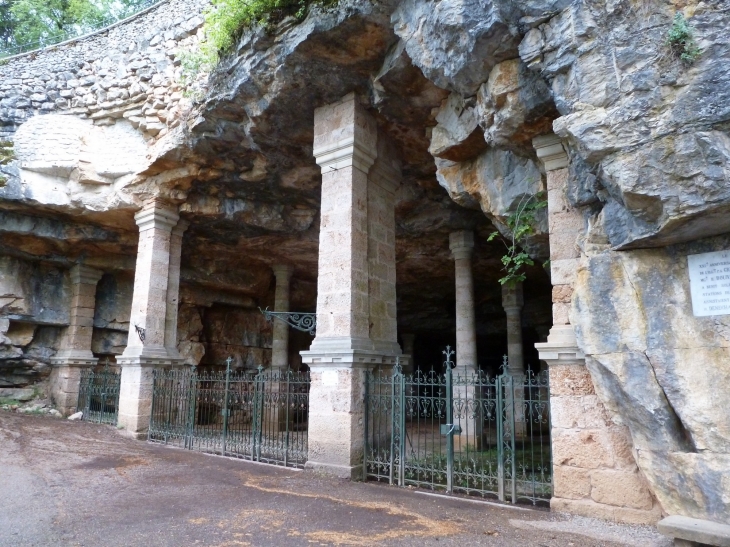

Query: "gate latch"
left=440, top=423, right=462, bottom=436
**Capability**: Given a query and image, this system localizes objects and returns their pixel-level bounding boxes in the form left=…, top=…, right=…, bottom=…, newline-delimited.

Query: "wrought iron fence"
left=364, top=349, right=552, bottom=505
left=77, top=362, right=121, bottom=425
left=148, top=361, right=310, bottom=469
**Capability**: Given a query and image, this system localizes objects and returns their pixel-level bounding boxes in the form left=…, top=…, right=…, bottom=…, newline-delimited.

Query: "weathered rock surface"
left=573, top=233, right=730, bottom=523
left=435, top=148, right=548, bottom=259
left=0, top=0, right=729, bottom=526
left=523, top=1, right=730, bottom=249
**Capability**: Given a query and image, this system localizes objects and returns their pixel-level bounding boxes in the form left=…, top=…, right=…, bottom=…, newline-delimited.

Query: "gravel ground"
left=0, top=412, right=671, bottom=547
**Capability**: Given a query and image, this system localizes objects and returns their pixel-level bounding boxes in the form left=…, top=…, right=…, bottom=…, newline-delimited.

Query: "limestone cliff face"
left=1, top=0, right=729, bottom=523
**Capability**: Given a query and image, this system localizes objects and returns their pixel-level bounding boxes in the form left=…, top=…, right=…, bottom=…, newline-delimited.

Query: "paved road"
left=0, top=413, right=669, bottom=547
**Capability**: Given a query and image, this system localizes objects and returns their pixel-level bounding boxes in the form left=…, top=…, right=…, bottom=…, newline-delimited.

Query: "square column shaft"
left=301, top=93, right=403, bottom=478
left=271, top=264, right=293, bottom=370
left=533, top=134, right=659, bottom=524
left=164, top=219, right=189, bottom=358
left=118, top=199, right=185, bottom=437
left=50, top=264, right=103, bottom=415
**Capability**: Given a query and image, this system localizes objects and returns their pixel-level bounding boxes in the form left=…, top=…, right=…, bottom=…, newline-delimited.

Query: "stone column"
left=117, top=199, right=184, bottom=437
left=502, top=281, right=526, bottom=438
left=271, top=264, right=293, bottom=370
left=449, top=230, right=480, bottom=447
left=401, top=333, right=415, bottom=374
left=50, top=264, right=103, bottom=415
left=449, top=231, right=477, bottom=372
left=301, top=93, right=402, bottom=478
left=164, top=219, right=189, bottom=359
left=533, top=134, right=659, bottom=524
left=264, top=264, right=293, bottom=432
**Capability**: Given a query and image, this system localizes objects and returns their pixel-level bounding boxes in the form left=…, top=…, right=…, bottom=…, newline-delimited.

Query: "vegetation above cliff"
left=181, top=0, right=334, bottom=83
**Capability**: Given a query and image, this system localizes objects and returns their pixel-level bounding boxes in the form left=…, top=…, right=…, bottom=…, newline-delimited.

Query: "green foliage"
left=179, top=0, right=334, bottom=84
left=0, top=397, right=21, bottom=406
left=2, top=0, right=148, bottom=53
left=667, top=13, right=701, bottom=64
left=0, top=140, right=13, bottom=163
left=487, top=193, right=547, bottom=287
left=0, top=140, right=13, bottom=186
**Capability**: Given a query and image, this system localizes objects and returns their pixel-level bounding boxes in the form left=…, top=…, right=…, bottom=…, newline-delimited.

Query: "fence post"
left=362, top=370, right=369, bottom=481
left=185, top=370, right=196, bottom=449
left=398, top=364, right=406, bottom=487
left=497, top=372, right=505, bottom=502
left=83, top=371, right=92, bottom=418
left=253, top=365, right=264, bottom=461
left=222, top=358, right=232, bottom=456
left=389, top=366, right=396, bottom=486
left=445, top=355, right=454, bottom=494
left=284, top=370, right=291, bottom=468
left=509, top=373, right=517, bottom=503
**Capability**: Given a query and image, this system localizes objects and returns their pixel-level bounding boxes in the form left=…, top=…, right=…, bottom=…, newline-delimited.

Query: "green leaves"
left=3, top=0, right=149, bottom=52
left=178, top=0, right=334, bottom=87
left=667, top=12, right=700, bottom=64
left=489, top=192, right=546, bottom=287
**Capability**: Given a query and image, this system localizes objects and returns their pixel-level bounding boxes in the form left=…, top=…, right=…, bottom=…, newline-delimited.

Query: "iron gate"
left=363, top=348, right=552, bottom=505
left=148, top=361, right=310, bottom=469
left=77, top=361, right=121, bottom=425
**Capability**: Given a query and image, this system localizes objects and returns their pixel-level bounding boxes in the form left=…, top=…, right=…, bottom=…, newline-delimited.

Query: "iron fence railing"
left=364, top=349, right=552, bottom=505
left=149, top=361, right=310, bottom=469
left=78, top=361, right=121, bottom=425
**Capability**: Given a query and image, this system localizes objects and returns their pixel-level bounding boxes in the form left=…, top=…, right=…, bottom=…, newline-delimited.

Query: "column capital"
left=533, top=134, right=569, bottom=171
left=449, top=230, right=475, bottom=260
left=313, top=93, right=378, bottom=174
left=172, top=218, right=190, bottom=237
left=134, top=200, right=179, bottom=232
left=69, top=264, right=103, bottom=286
left=369, top=158, right=401, bottom=194
left=501, top=281, right=524, bottom=310
left=272, top=264, right=293, bottom=281
left=534, top=324, right=585, bottom=364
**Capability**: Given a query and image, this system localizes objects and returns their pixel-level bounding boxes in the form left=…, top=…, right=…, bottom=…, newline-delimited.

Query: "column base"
left=304, top=461, right=361, bottom=480
left=49, top=356, right=98, bottom=416
left=301, top=343, right=400, bottom=478
left=535, top=325, right=584, bottom=363
left=117, top=354, right=184, bottom=437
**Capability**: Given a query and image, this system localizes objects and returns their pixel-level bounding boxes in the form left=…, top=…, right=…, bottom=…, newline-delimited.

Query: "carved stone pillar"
left=502, top=281, right=524, bottom=375
left=50, top=264, right=103, bottom=415
left=449, top=230, right=481, bottom=447
left=271, top=264, right=293, bottom=370
left=533, top=134, right=659, bottom=524
left=164, top=219, right=189, bottom=358
left=117, top=199, right=185, bottom=437
left=449, top=231, right=477, bottom=372
left=502, top=281, right=526, bottom=438
left=401, top=333, right=415, bottom=374
left=301, top=93, right=402, bottom=478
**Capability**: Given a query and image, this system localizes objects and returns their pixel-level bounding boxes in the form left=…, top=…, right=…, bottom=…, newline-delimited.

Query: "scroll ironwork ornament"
left=259, top=307, right=316, bottom=335
left=134, top=323, right=146, bottom=343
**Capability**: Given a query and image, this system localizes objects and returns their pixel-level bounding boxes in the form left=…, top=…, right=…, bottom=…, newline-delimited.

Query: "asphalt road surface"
left=0, top=412, right=670, bottom=547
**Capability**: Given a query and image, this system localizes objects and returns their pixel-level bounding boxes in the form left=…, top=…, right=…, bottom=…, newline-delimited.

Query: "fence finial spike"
left=442, top=346, right=455, bottom=369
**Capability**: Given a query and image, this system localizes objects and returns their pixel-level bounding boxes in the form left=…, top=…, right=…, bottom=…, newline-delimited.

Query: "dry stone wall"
left=0, top=0, right=207, bottom=142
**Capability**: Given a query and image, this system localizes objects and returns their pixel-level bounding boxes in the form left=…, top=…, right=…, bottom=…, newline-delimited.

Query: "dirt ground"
left=0, top=412, right=671, bottom=547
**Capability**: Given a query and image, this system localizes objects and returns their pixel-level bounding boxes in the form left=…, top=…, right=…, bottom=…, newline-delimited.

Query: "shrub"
left=667, top=13, right=701, bottom=64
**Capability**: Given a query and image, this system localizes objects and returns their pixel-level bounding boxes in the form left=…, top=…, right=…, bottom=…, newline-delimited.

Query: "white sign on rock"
left=687, top=250, right=730, bottom=316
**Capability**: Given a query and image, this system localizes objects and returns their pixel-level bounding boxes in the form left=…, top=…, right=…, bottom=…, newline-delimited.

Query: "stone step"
left=658, top=516, right=730, bottom=547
